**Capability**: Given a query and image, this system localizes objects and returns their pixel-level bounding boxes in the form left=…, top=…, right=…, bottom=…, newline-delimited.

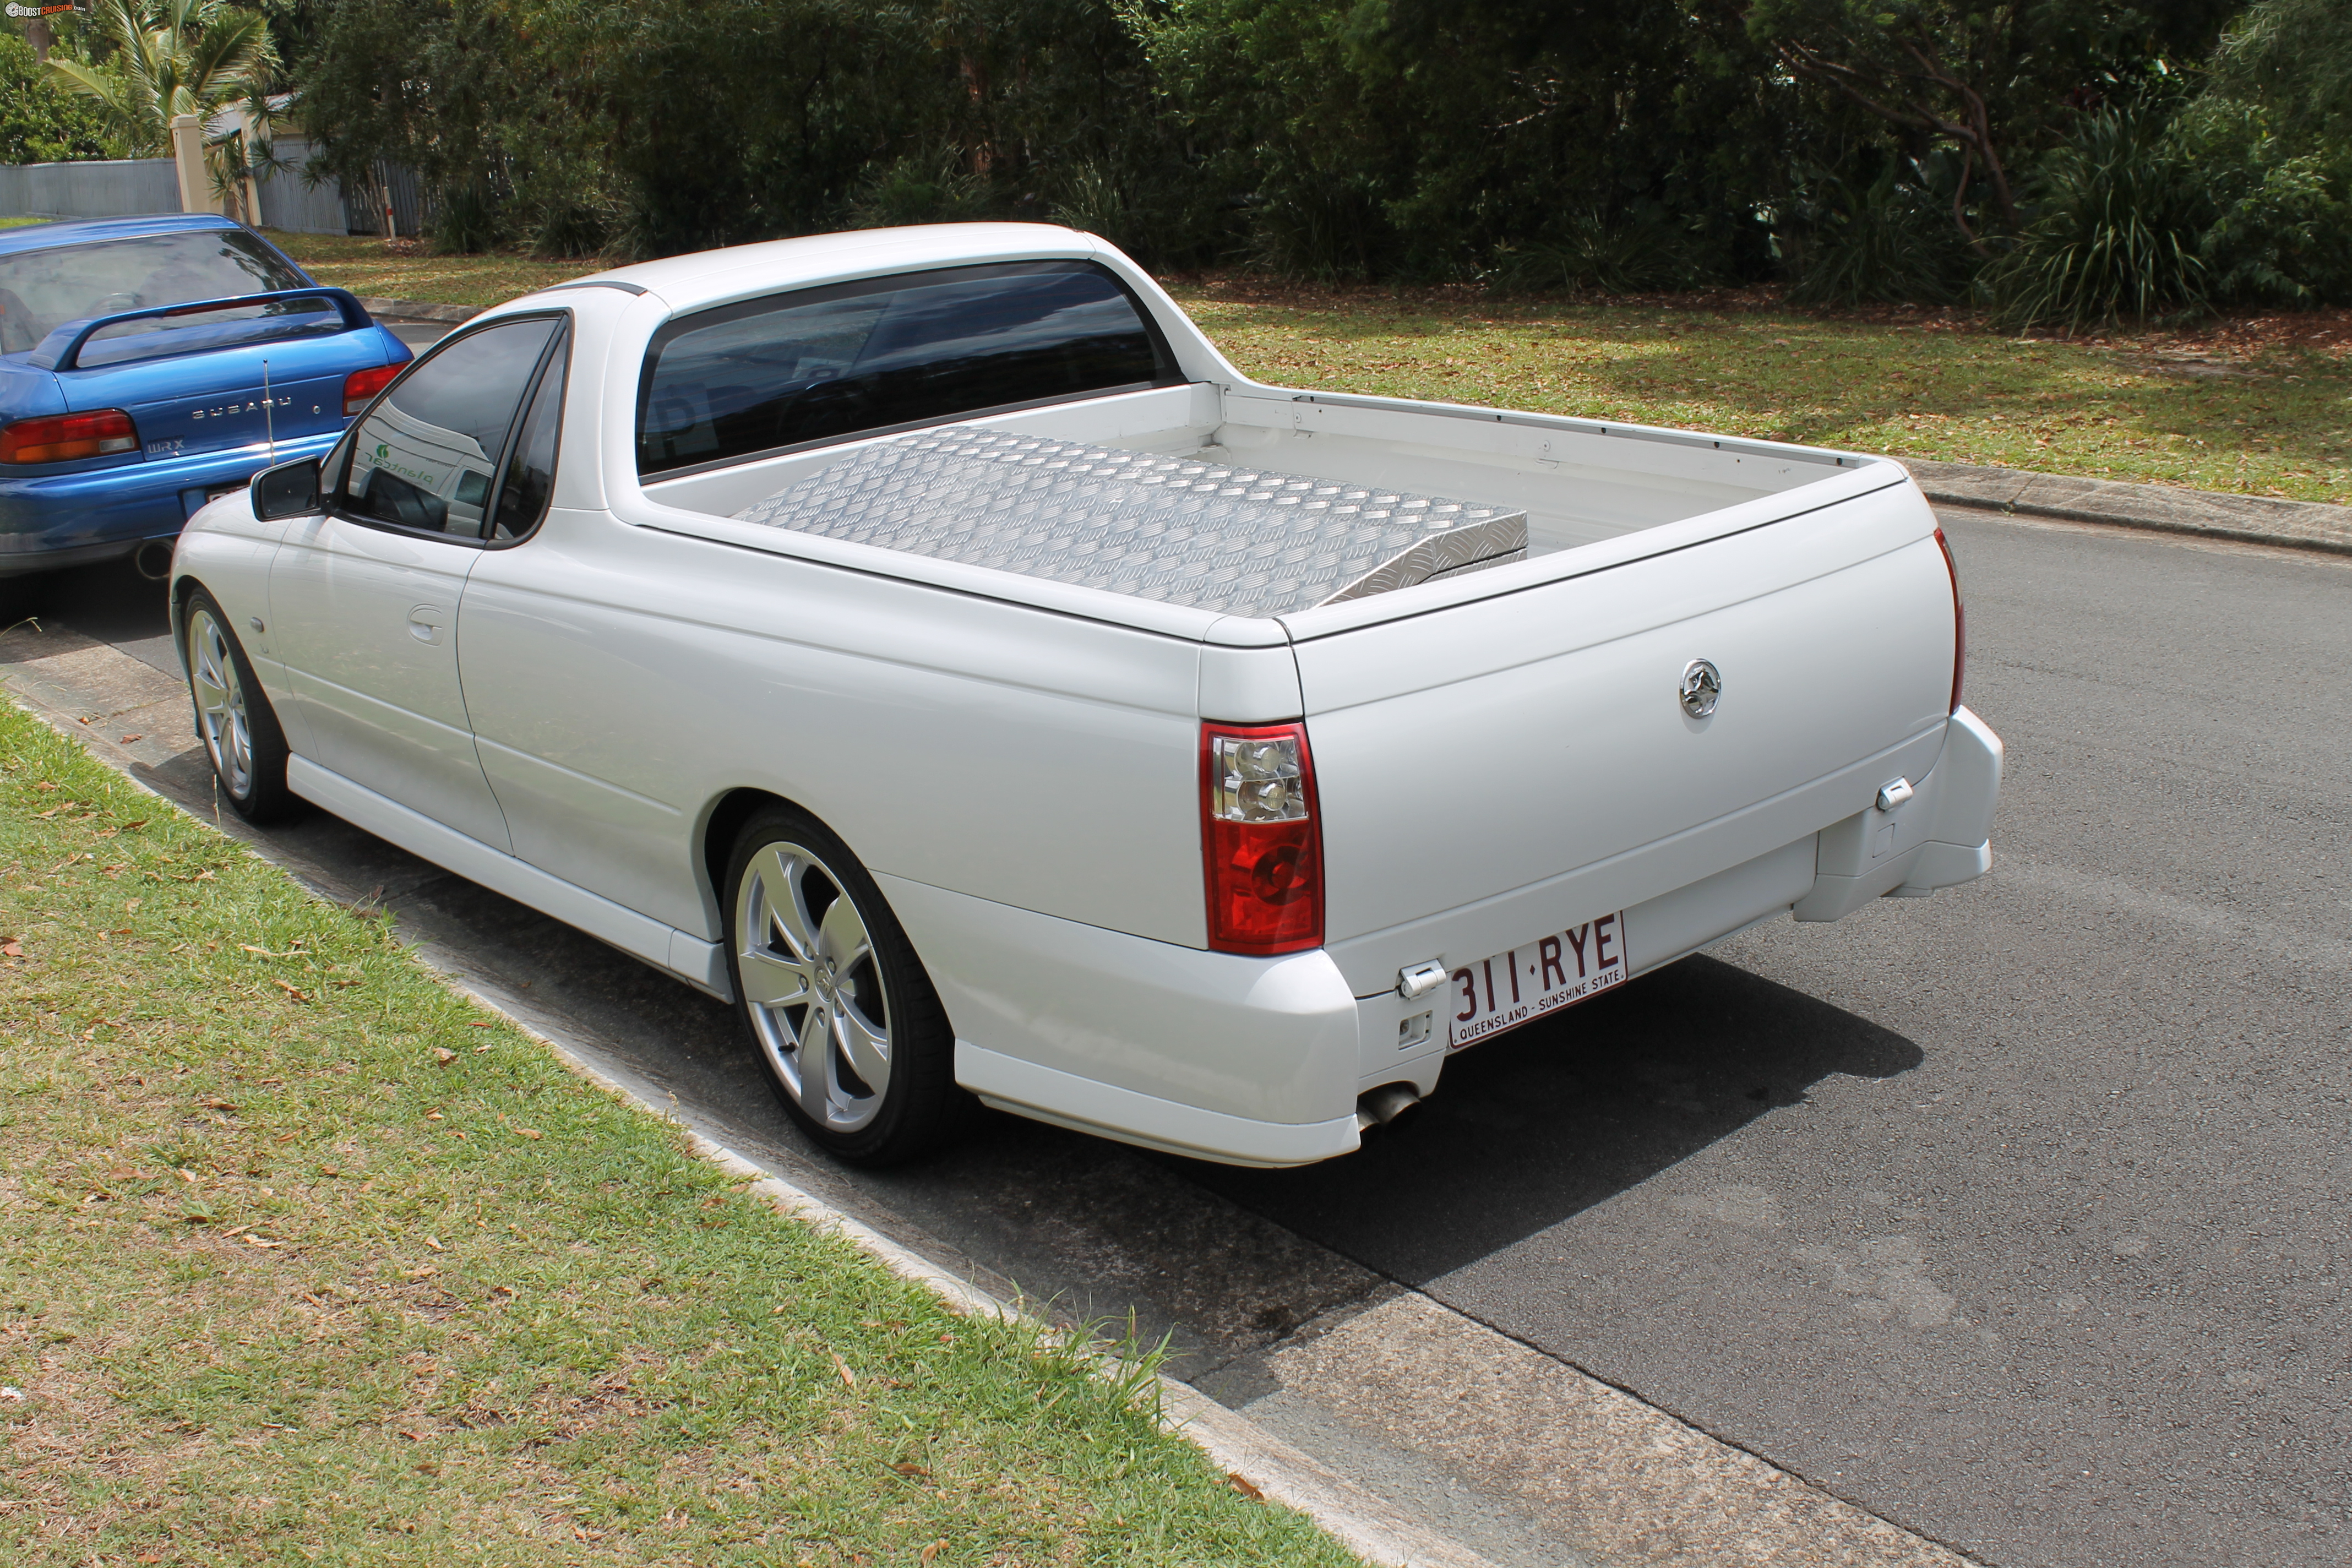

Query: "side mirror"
left=251, top=458, right=321, bottom=521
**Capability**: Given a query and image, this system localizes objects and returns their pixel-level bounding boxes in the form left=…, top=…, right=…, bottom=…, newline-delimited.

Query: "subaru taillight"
left=343, top=362, right=403, bottom=416
left=1202, top=721, right=1323, bottom=955
left=1934, top=525, right=1966, bottom=714
left=0, top=408, right=137, bottom=464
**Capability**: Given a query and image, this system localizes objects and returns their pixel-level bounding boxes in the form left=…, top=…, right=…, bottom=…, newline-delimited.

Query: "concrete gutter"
left=1902, top=457, right=2352, bottom=556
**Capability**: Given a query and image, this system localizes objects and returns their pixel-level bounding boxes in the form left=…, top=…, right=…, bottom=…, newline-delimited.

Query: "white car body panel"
left=170, top=222, right=2003, bottom=1167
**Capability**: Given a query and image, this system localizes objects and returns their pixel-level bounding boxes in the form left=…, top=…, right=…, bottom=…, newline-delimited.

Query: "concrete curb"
left=0, top=677, right=1491, bottom=1568
left=1901, top=458, right=2352, bottom=556
left=354, top=295, right=484, bottom=325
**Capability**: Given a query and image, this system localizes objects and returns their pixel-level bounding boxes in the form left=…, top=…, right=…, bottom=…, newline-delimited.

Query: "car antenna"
left=262, top=357, right=276, bottom=465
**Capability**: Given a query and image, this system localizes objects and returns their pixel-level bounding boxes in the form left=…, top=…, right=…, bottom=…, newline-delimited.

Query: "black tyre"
left=722, top=805, right=968, bottom=1165
left=182, top=587, right=302, bottom=824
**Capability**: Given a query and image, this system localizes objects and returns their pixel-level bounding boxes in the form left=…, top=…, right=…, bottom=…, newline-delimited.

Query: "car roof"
left=545, top=222, right=1103, bottom=315
left=0, top=212, right=249, bottom=260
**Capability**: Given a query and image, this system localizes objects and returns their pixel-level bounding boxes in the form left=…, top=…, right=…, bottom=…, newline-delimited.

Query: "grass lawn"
left=257, top=231, right=2352, bottom=505
left=0, top=704, right=1354, bottom=1567
left=265, top=231, right=590, bottom=309
left=1172, top=282, right=2352, bottom=506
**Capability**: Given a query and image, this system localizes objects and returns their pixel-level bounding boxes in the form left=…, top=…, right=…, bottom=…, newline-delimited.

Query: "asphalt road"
left=14, top=507, right=2350, bottom=1568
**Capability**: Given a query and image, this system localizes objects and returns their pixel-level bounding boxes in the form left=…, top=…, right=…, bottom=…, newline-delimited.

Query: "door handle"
left=407, top=604, right=447, bottom=645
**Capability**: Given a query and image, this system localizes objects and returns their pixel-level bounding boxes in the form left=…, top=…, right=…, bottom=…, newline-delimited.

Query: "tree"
left=1744, top=2, right=2237, bottom=251
left=44, top=0, right=275, bottom=158
left=2207, top=0, right=2352, bottom=145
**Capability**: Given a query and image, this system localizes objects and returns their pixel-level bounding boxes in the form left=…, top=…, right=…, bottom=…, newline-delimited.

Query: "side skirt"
left=286, top=754, right=732, bottom=1000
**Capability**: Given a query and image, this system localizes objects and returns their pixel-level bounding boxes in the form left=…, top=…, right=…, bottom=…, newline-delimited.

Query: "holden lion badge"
left=1679, top=658, right=1722, bottom=718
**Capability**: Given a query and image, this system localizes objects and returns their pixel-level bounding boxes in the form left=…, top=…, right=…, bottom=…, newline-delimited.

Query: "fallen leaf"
left=919, top=1541, right=948, bottom=1564
left=472, top=1042, right=492, bottom=1053
left=465, top=1021, right=493, bottom=1028
left=199, top=1098, right=236, bottom=1112
left=274, top=1131, right=297, bottom=1143
left=403, top=1266, right=439, bottom=1281
left=124, top=899, right=140, bottom=912
left=222, top=1224, right=253, bottom=1238
left=830, top=1351, right=857, bottom=1388
left=274, top=979, right=312, bottom=1003
left=892, top=1462, right=930, bottom=1479
left=121, top=820, right=146, bottom=830
left=423, top=1235, right=444, bottom=1251
left=432, top=1048, right=456, bottom=1066
left=35, top=806, right=61, bottom=818
left=1, top=939, right=20, bottom=959
left=1228, top=1473, right=1266, bottom=1503
left=176, top=1167, right=198, bottom=1184
left=318, top=1166, right=339, bottom=1177
left=245, top=1234, right=282, bottom=1249
left=35, top=781, right=56, bottom=791
left=514, top=1127, right=542, bottom=1141
left=119, top=734, right=141, bottom=743
left=239, top=944, right=279, bottom=956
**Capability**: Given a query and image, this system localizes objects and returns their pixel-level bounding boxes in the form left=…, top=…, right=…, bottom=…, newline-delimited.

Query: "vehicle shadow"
left=1177, top=952, right=1924, bottom=1285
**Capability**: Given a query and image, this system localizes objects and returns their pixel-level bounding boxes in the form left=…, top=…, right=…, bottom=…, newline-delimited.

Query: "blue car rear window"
left=0, top=229, right=307, bottom=357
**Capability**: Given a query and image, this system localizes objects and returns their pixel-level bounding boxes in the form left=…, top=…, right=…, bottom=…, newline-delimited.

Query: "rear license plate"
left=1447, top=912, right=1627, bottom=1049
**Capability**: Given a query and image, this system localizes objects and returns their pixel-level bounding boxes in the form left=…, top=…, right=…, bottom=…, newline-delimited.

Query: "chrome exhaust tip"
left=132, top=538, right=176, bottom=581
left=1354, top=1082, right=1423, bottom=1134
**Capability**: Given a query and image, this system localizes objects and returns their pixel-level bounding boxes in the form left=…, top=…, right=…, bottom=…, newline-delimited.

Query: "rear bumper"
left=880, top=707, right=2003, bottom=1168
left=1792, top=706, right=2003, bottom=920
left=0, top=431, right=340, bottom=576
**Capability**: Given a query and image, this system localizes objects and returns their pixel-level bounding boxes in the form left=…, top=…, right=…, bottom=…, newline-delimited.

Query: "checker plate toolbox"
left=735, top=426, right=1527, bottom=617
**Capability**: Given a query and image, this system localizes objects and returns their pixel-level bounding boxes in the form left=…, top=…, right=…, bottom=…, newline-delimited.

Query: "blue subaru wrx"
left=0, top=212, right=410, bottom=597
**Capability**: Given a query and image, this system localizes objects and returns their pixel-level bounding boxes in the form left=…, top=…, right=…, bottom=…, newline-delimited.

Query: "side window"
left=636, top=260, right=1175, bottom=477
left=486, top=344, right=566, bottom=542
left=337, top=317, right=559, bottom=537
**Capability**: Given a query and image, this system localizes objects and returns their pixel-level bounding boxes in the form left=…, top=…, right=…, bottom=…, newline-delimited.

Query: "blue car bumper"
left=0, top=431, right=341, bottom=576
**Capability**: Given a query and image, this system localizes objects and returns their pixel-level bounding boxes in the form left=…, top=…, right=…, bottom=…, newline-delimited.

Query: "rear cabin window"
left=635, top=260, right=1177, bottom=477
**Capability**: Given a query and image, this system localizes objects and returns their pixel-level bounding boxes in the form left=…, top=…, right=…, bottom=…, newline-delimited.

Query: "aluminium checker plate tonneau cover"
left=733, top=426, right=1526, bottom=617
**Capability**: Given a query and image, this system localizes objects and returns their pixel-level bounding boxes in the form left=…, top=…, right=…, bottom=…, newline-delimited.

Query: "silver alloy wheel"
left=735, top=840, right=892, bottom=1132
left=187, top=606, right=253, bottom=799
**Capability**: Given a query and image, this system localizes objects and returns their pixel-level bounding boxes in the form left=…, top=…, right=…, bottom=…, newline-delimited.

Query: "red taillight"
left=1934, top=525, right=1966, bottom=714
left=0, top=408, right=137, bottom=465
left=1201, top=721, right=1324, bottom=955
left=343, top=362, right=403, bottom=416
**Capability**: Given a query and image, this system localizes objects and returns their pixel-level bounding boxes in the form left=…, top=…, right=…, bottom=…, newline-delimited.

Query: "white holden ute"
left=172, top=224, right=2002, bottom=1168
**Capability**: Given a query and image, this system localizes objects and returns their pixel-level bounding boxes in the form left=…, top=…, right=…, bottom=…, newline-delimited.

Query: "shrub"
left=1783, top=162, right=1974, bottom=307
left=845, top=149, right=996, bottom=231
left=0, top=32, right=118, bottom=163
left=1985, top=111, right=2209, bottom=330
left=1482, top=209, right=1705, bottom=297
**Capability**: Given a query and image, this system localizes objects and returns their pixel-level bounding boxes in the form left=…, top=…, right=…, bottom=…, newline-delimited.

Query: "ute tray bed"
left=735, top=426, right=1526, bottom=617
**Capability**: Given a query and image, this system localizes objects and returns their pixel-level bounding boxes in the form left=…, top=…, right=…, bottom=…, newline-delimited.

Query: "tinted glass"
left=339, top=318, right=557, bottom=537
left=637, top=262, right=1172, bottom=476
left=488, top=346, right=565, bottom=542
left=0, top=229, right=308, bottom=355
